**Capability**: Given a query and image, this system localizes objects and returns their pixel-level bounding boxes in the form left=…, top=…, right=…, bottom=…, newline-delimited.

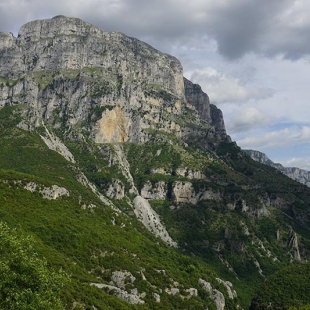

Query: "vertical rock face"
left=2, top=15, right=184, bottom=94
left=210, top=104, right=227, bottom=136
left=0, top=15, right=227, bottom=148
left=0, top=16, right=185, bottom=142
left=183, top=77, right=211, bottom=123
left=171, top=181, right=221, bottom=204
left=141, top=181, right=167, bottom=200
left=94, top=106, right=130, bottom=143
left=184, top=77, right=228, bottom=139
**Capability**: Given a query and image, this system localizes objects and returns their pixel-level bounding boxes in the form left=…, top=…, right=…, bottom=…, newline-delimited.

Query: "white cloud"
left=227, top=107, right=270, bottom=133
left=237, top=126, right=310, bottom=150
left=185, top=68, right=274, bottom=104
left=280, top=157, right=310, bottom=170
left=296, top=126, right=310, bottom=142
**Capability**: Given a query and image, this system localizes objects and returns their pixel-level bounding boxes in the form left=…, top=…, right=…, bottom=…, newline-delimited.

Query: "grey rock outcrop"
left=90, top=283, right=144, bottom=304
left=105, top=179, right=125, bottom=200
left=241, top=198, right=270, bottom=219
left=24, top=182, right=69, bottom=200
left=172, top=181, right=221, bottom=204
left=288, top=227, right=301, bottom=261
left=185, top=288, right=198, bottom=297
left=133, top=196, right=177, bottom=247
left=111, top=270, right=136, bottom=289
left=140, top=180, right=222, bottom=204
left=199, top=278, right=225, bottom=310
left=175, top=167, right=206, bottom=179
left=153, top=292, right=161, bottom=302
left=216, top=278, right=237, bottom=299
left=141, top=181, right=166, bottom=200
left=0, top=32, right=14, bottom=49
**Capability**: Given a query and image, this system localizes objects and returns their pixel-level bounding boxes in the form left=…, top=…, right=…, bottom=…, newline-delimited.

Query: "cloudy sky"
left=1, top=0, right=310, bottom=169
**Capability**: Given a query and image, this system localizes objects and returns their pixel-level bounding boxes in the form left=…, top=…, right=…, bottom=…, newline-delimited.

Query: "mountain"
left=1, top=16, right=310, bottom=309
left=244, top=149, right=310, bottom=187
left=0, top=15, right=227, bottom=148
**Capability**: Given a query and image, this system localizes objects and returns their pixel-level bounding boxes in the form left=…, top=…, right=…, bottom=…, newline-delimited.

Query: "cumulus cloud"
left=186, top=68, right=274, bottom=104
left=227, top=107, right=270, bottom=133
left=237, top=126, right=310, bottom=150
left=1, top=0, right=310, bottom=60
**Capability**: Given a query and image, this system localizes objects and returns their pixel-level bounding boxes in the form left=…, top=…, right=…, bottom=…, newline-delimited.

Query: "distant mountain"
left=244, top=149, right=310, bottom=187
left=1, top=15, right=310, bottom=309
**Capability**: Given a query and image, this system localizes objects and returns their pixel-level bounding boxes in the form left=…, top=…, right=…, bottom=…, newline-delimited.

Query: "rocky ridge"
left=244, top=149, right=310, bottom=187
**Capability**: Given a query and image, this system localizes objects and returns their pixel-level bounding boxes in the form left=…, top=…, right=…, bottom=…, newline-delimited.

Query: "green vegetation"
left=250, top=263, right=310, bottom=309
left=0, top=76, right=19, bottom=88
left=90, top=79, right=114, bottom=98
left=35, top=71, right=55, bottom=90
left=142, top=83, right=175, bottom=102
left=0, top=105, right=228, bottom=309
left=0, top=221, right=68, bottom=310
left=123, top=138, right=310, bottom=307
left=1, top=103, right=310, bottom=309
left=0, top=104, right=25, bottom=128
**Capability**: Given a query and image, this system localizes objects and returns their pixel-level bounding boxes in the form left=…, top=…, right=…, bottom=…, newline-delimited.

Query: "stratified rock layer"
left=0, top=15, right=228, bottom=147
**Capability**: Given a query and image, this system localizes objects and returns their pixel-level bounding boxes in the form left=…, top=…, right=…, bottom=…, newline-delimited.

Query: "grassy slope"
left=0, top=106, right=237, bottom=309
left=250, top=263, right=310, bottom=309
left=2, top=105, right=310, bottom=308
left=123, top=138, right=310, bottom=307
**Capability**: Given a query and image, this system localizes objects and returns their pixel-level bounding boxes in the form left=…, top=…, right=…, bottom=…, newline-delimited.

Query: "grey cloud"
left=265, top=27, right=310, bottom=60
left=208, top=0, right=290, bottom=59
left=1, top=0, right=310, bottom=60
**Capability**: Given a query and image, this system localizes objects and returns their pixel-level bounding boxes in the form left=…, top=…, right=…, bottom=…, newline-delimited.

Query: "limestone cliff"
left=0, top=15, right=227, bottom=148
left=183, top=77, right=229, bottom=141
left=183, top=77, right=211, bottom=123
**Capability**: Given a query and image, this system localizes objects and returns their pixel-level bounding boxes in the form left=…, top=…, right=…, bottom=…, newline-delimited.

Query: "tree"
left=250, top=263, right=310, bottom=310
left=0, top=221, right=68, bottom=309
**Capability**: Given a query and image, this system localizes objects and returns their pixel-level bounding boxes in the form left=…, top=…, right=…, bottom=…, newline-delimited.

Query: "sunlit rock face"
left=0, top=15, right=228, bottom=146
